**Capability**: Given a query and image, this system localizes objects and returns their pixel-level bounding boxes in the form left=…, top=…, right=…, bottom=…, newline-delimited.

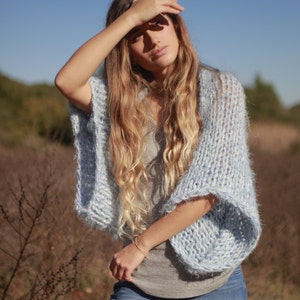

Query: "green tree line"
left=0, top=72, right=299, bottom=147
left=245, top=74, right=300, bottom=125
left=0, top=73, right=72, bottom=146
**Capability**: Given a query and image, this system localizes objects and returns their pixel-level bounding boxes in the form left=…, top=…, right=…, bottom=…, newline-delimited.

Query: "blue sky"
left=0, top=0, right=299, bottom=107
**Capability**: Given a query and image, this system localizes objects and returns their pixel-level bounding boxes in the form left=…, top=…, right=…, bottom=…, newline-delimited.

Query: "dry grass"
left=0, top=121, right=299, bottom=299
left=249, top=121, right=300, bottom=154
left=244, top=122, right=300, bottom=300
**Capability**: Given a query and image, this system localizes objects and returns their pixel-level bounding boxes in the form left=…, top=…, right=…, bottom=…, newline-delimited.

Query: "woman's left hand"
left=109, top=243, right=146, bottom=282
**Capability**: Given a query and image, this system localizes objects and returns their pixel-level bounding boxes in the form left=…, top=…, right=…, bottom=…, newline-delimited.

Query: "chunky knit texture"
left=69, top=68, right=261, bottom=275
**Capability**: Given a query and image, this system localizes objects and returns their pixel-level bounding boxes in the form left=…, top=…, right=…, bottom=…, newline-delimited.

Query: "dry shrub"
left=0, top=145, right=118, bottom=300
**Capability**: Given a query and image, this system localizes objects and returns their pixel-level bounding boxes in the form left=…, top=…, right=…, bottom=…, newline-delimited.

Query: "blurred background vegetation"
left=0, top=73, right=72, bottom=147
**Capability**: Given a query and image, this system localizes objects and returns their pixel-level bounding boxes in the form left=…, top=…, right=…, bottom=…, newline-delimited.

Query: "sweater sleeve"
left=69, top=76, right=119, bottom=237
left=163, top=70, right=261, bottom=274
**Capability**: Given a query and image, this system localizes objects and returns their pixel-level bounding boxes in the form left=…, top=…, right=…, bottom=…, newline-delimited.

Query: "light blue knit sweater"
left=69, top=67, right=261, bottom=275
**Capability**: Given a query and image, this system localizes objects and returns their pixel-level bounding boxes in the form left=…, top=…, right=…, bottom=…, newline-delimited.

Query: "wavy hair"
left=105, top=0, right=201, bottom=236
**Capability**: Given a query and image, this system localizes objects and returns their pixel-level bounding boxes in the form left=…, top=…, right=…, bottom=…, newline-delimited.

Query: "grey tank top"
left=126, top=125, right=235, bottom=298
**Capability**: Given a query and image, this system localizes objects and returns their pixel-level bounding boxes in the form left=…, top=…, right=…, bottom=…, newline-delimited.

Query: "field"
left=244, top=122, right=300, bottom=299
left=0, top=121, right=299, bottom=299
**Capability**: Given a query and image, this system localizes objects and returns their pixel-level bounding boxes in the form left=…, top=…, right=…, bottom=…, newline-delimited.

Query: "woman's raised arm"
left=55, top=0, right=184, bottom=113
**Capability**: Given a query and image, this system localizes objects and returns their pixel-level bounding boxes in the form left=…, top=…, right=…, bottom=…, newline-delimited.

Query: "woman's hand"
left=129, top=0, right=184, bottom=26
left=109, top=243, right=146, bottom=282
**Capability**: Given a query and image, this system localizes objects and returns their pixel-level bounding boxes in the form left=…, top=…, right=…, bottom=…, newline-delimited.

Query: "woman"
left=55, top=0, right=261, bottom=299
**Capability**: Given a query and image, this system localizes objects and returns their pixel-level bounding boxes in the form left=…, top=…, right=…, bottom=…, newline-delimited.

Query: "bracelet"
left=133, top=237, right=148, bottom=258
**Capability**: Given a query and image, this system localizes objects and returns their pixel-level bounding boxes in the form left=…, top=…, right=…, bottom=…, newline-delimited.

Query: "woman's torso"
left=124, top=123, right=234, bottom=298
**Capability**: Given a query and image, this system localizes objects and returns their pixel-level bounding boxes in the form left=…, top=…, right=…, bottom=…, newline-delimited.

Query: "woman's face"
left=127, top=14, right=179, bottom=81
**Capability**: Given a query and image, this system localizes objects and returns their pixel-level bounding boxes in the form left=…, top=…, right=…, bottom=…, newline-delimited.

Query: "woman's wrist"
left=133, top=237, right=149, bottom=258
left=120, top=8, right=141, bottom=30
left=134, top=231, right=159, bottom=253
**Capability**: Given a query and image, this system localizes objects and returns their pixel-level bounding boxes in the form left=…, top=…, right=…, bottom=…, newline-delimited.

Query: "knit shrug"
left=69, top=68, right=261, bottom=275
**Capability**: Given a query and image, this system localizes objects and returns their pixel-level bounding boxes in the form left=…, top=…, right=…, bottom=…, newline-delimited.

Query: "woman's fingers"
left=110, top=260, right=133, bottom=282
left=109, top=243, right=145, bottom=282
left=130, top=0, right=184, bottom=26
left=109, top=257, right=125, bottom=281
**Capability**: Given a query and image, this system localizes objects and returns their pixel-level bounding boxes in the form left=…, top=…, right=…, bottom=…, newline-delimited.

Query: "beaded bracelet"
left=133, top=237, right=148, bottom=258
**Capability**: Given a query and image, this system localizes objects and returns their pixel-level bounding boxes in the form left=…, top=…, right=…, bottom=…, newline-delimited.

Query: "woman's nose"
left=145, top=30, right=160, bottom=48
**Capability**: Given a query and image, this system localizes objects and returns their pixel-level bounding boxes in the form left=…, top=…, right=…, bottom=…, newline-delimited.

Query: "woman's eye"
left=132, top=33, right=142, bottom=42
left=152, top=20, right=162, bottom=27
left=128, top=30, right=143, bottom=43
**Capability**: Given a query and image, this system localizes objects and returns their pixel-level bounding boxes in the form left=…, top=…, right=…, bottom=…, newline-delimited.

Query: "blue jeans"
left=110, top=265, right=247, bottom=300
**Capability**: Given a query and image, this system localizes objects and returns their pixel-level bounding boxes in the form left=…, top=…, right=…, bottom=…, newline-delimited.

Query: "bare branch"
left=0, top=246, right=17, bottom=261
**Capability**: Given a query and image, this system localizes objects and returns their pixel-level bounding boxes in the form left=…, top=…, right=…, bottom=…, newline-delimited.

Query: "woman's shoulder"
left=199, top=65, right=242, bottom=89
left=199, top=65, right=244, bottom=107
left=198, top=66, right=246, bottom=122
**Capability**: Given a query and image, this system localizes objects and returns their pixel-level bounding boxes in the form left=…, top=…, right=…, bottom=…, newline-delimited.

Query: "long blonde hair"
left=105, top=0, right=201, bottom=236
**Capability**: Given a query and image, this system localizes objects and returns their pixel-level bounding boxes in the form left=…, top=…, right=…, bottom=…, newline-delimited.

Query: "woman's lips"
left=152, top=46, right=168, bottom=59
